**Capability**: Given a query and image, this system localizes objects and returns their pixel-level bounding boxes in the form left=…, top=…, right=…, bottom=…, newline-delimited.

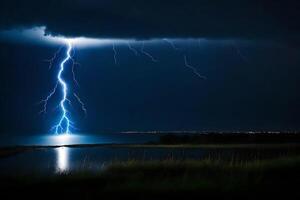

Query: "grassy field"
left=1, top=155, right=300, bottom=199
left=1, top=134, right=300, bottom=199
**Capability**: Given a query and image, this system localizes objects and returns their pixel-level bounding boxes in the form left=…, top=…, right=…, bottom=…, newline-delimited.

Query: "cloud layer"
left=0, top=0, right=299, bottom=40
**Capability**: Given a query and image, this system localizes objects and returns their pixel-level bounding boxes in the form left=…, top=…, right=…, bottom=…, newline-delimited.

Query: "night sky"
left=0, top=0, right=299, bottom=135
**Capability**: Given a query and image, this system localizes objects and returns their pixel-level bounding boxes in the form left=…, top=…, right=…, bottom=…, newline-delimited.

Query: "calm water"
left=0, top=133, right=160, bottom=147
left=1, top=145, right=299, bottom=176
left=0, top=146, right=208, bottom=175
left=0, top=134, right=299, bottom=176
left=0, top=133, right=161, bottom=175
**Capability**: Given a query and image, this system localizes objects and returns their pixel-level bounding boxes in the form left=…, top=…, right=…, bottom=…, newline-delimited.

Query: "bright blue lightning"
left=51, top=41, right=73, bottom=134
left=39, top=82, right=58, bottom=114
left=38, top=37, right=208, bottom=135
left=41, top=39, right=87, bottom=135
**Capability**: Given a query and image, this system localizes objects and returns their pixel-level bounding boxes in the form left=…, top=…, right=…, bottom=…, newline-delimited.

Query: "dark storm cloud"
left=0, top=0, right=299, bottom=40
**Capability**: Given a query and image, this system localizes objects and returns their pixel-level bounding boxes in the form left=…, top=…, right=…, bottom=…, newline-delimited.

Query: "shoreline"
left=1, top=143, right=300, bottom=158
left=2, top=142, right=300, bottom=149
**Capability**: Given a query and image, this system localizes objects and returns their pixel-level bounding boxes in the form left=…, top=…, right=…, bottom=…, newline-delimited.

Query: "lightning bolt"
left=39, top=82, right=58, bottom=114
left=127, top=42, right=139, bottom=56
left=161, top=40, right=206, bottom=80
left=40, top=39, right=208, bottom=135
left=51, top=41, right=73, bottom=134
left=39, top=47, right=63, bottom=115
left=40, top=40, right=88, bottom=135
left=184, top=55, right=207, bottom=80
left=112, top=43, right=118, bottom=65
left=73, top=92, right=87, bottom=117
left=70, top=48, right=81, bottom=87
left=44, top=46, right=63, bottom=70
left=163, top=39, right=179, bottom=51
left=140, top=42, right=158, bottom=62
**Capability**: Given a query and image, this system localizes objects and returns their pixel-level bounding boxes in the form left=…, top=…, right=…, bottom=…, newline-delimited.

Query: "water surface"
left=1, top=144, right=299, bottom=176
left=0, top=133, right=159, bottom=146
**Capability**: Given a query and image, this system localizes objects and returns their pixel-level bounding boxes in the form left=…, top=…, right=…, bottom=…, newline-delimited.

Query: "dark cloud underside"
left=0, top=0, right=299, bottom=40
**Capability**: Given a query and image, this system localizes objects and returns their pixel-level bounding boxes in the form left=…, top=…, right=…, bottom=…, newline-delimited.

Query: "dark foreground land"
left=1, top=133, right=300, bottom=199
left=1, top=156, right=300, bottom=199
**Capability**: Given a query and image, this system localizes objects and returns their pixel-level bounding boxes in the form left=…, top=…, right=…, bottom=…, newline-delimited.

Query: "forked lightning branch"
left=40, top=40, right=86, bottom=134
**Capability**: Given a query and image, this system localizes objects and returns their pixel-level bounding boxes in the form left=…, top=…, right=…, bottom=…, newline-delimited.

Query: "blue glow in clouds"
left=0, top=27, right=209, bottom=135
left=52, top=41, right=73, bottom=134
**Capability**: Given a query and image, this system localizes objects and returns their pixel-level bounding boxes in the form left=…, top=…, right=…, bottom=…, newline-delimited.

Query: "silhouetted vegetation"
left=1, top=155, right=300, bottom=199
left=1, top=133, right=300, bottom=199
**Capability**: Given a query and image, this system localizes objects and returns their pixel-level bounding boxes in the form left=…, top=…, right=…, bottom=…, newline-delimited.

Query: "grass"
left=100, top=156, right=300, bottom=190
left=1, top=141, right=300, bottom=199
left=1, top=155, right=300, bottom=199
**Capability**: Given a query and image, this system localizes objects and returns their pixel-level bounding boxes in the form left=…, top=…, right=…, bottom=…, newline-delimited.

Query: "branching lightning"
left=40, top=37, right=208, bottom=135
left=41, top=40, right=87, bottom=135
left=162, top=40, right=206, bottom=80
left=184, top=55, right=207, bottom=80
left=163, top=39, right=179, bottom=51
left=73, top=92, right=87, bottom=117
left=140, top=42, right=158, bottom=62
left=51, top=41, right=73, bottom=134
left=39, top=82, right=58, bottom=114
left=112, top=43, right=118, bottom=65
left=70, top=49, right=81, bottom=87
left=44, top=46, right=63, bottom=70
left=127, top=42, right=139, bottom=56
